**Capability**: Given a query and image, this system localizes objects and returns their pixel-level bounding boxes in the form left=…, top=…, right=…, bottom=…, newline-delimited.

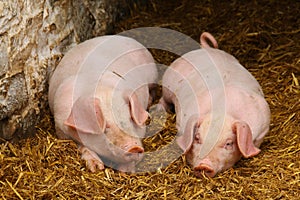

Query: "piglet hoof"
left=152, top=103, right=166, bottom=112
left=79, top=146, right=105, bottom=172
left=85, top=158, right=105, bottom=172
left=153, top=98, right=169, bottom=113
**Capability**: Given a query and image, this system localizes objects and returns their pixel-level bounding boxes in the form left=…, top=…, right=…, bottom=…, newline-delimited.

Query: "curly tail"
left=200, top=32, right=218, bottom=48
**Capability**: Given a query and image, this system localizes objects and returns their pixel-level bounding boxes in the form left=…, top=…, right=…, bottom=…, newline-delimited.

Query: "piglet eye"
left=224, top=139, right=234, bottom=150
left=194, top=127, right=202, bottom=144
left=195, top=134, right=201, bottom=144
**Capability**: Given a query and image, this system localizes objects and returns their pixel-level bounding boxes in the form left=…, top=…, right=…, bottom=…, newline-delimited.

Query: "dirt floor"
left=1, top=0, right=299, bottom=199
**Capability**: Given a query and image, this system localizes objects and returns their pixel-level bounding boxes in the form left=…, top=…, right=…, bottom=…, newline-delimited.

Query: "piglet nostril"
left=194, top=164, right=215, bottom=177
left=124, top=146, right=144, bottom=161
left=127, top=146, right=144, bottom=154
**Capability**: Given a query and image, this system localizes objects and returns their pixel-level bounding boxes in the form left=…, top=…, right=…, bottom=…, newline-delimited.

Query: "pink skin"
left=160, top=32, right=270, bottom=177
left=49, top=35, right=157, bottom=172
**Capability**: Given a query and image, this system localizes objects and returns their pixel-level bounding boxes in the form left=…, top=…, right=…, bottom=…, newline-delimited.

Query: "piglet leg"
left=153, top=97, right=171, bottom=113
left=79, top=146, right=105, bottom=172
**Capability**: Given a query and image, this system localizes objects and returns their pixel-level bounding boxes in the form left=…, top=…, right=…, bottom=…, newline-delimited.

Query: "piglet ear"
left=176, top=114, right=200, bottom=154
left=233, top=121, right=261, bottom=158
left=64, top=97, right=106, bottom=134
left=128, top=92, right=149, bottom=126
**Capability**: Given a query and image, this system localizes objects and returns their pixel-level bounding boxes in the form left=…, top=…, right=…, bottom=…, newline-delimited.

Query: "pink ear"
left=176, top=114, right=200, bottom=154
left=64, top=97, right=106, bottom=134
left=128, top=92, right=149, bottom=126
left=233, top=121, right=261, bottom=158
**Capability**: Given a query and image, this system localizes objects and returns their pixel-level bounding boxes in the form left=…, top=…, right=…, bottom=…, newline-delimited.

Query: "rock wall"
left=0, top=0, right=141, bottom=140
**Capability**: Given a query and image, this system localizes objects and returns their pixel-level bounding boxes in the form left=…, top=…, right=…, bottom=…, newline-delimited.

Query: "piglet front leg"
left=79, top=146, right=105, bottom=172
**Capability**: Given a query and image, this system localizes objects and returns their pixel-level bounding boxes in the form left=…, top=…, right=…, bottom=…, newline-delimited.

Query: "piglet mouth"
left=194, top=164, right=216, bottom=178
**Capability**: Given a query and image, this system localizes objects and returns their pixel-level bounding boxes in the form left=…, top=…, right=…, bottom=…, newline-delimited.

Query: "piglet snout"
left=194, top=164, right=216, bottom=177
left=124, top=146, right=144, bottom=161
left=127, top=146, right=144, bottom=154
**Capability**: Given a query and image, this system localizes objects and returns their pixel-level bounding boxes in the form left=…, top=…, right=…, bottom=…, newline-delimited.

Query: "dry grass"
left=1, top=0, right=299, bottom=199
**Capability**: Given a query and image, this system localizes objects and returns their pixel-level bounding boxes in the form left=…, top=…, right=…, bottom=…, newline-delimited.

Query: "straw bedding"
left=1, top=0, right=299, bottom=199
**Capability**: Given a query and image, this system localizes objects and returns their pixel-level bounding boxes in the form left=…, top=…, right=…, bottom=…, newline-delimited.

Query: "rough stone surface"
left=0, top=0, right=137, bottom=140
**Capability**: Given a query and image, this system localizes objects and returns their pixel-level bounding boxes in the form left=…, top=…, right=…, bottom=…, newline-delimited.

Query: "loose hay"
left=1, top=0, right=299, bottom=199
